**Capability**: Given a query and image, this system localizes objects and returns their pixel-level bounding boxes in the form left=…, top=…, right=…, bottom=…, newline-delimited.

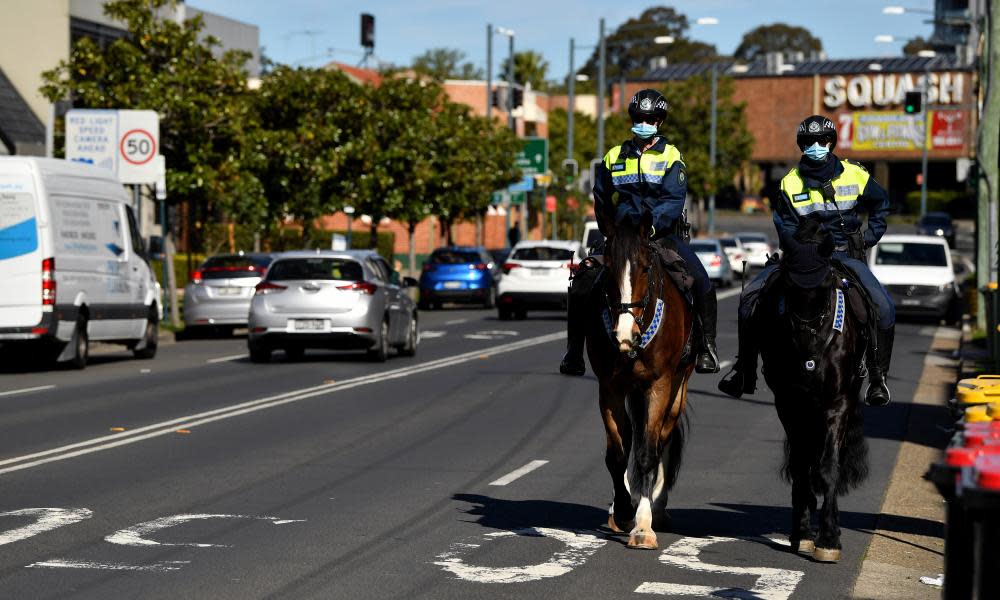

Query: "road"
left=0, top=291, right=940, bottom=599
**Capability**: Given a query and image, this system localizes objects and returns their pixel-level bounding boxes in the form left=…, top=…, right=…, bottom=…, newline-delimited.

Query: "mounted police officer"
left=559, top=89, right=720, bottom=376
left=718, top=115, right=895, bottom=406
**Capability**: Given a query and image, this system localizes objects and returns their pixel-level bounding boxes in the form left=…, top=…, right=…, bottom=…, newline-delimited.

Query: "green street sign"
left=515, top=137, right=548, bottom=176
left=509, top=191, right=526, bottom=205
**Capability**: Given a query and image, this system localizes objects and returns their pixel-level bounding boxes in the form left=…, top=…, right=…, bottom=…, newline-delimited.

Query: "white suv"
left=869, top=234, right=960, bottom=323
left=497, top=241, right=585, bottom=320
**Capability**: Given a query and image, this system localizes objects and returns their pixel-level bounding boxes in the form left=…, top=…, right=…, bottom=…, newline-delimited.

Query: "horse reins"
left=607, top=240, right=665, bottom=355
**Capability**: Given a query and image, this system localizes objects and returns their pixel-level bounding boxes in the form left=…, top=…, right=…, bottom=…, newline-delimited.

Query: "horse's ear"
left=640, top=210, right=654, bottom=239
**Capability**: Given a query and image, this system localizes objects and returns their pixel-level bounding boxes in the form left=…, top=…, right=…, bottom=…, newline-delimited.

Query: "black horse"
left=757, top=219, right=870, bottom=563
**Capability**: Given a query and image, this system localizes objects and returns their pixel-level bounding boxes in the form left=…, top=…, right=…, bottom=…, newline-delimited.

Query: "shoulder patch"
left=678, top=170, right=686, bottom=185
left=844, top=158, right=868, bottom=173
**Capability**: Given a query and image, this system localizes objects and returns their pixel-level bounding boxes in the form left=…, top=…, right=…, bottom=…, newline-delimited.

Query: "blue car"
left=419, top=246, right=499, bottom=309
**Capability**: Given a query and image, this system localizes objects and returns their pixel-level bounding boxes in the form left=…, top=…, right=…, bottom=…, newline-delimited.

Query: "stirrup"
left=560, top=352, right=586, bottom=376
left=865, top=380, right=890, bottom=406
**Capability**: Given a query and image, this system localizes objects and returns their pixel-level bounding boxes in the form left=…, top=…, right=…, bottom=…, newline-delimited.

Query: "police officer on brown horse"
left=559, top=89, right=720, bottom=376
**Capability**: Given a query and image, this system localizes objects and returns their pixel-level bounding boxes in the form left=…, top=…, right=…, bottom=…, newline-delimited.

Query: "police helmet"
left=796, top=115, right=837, bottom=150
left=628, top=89, right=668, bottom=123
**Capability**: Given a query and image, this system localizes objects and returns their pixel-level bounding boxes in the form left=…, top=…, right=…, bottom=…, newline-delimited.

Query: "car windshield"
left=200, top=255, right=271, bottom=279
left=737, top=234, right=768, bottom=244
left=430, top=250, right=481, bottom=264
left=875, top=242, right=948, bottom=267
left=511, top=247, right=575, bottom=261
left=719, top=238, right=738, bottom=248
left=690, top=241, right=719, bottom=253
left=267, top=258, right=364, bottom=281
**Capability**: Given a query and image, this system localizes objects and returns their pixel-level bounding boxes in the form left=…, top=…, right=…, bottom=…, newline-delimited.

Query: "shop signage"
left=823, top=72, right=965, bottom=109
left=835, top=109, right=967, bottom=151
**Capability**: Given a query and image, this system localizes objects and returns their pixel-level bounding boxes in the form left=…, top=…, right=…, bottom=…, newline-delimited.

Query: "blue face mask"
left=631, top=122, right=658, bottom=139
left=803, top=142, right=830, bottom=161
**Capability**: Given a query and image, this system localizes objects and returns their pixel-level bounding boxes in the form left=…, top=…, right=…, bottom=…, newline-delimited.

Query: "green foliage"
left=904, top=189, right=972, bottom=215
left=499, top=51, right=550, bottom=91
left=412, top=48, right=483, bottom=80
left=734, top=23, right=823, bottom=61
left=579, top=7, right=717, bottom=82
left=40, top=0, right=263, bottom=228
left=902, top=36, right=935, bottom=57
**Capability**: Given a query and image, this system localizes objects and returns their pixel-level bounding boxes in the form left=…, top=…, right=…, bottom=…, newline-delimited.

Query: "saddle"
left=760, top=257, right=875, bottom=335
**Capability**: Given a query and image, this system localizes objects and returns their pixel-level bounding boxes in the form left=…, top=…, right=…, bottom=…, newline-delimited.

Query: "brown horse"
left=584, top=214, right=694, bottom=550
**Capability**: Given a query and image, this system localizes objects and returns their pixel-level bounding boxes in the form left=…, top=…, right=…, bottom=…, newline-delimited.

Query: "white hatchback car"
left=497, top=240, right=585, bottom=320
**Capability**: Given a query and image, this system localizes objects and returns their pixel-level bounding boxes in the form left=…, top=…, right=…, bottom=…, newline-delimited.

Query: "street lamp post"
left=597, top=18, right=606, bottom=160
left=486, top=24, right=492, bottom=125
left=568, top=38, right=575, bottom=163
left=708, top=62, right=718, bottom=235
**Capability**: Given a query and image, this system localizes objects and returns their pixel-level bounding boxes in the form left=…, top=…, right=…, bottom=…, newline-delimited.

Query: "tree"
left=734, top=23, right=823, bottom=62
left=580, top=7, right=717, bottom=83
left=249, top=66, right=369, bottom=245
left=412, top=47, right=483, bottom=80
left=498, top=51, right=550, bottom=90
left=902, top=36, right=935, bottom=56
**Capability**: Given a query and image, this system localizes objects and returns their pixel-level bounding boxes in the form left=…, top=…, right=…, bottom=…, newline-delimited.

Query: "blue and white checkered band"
left=833, top=289, right=846, bottom=333
left=639, top=299, right=666, bottom=348
left=603, top=308, right=616, bottom=342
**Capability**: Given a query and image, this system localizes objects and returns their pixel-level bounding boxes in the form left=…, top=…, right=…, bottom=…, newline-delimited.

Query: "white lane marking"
left=0, top=385, right=56, bottom=398
left=434, top=527, right=606, bottom=583
left=719, top=360, right=733, bottom=370
left=636, top=535, right=804, bottom=599
left=489, top=460, right=549, bottom=486
left=466, top=329, right=520, bottom=340
left=27, top=559, right=189, bottom=572
left=420, top=330, right=446, bottom=339
left=0, top=508, right=92, bottom=546
left=0, top=332, right=564, bottom=476
left=206, top=354, right=246, bottom=364
left=717, top=287, right=742, bottom=300
left=445, top=318, right=468, bottom=325
left=105, top=514, right=304, bottom=548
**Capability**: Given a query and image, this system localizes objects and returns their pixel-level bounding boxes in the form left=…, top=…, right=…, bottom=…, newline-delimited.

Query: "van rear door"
left=0, top=163, right=42, bottom=328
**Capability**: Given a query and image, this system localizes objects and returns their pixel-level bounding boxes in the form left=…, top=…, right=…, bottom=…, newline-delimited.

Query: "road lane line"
left=489, top=460, right=549, bottom=486
left=717, top=287, right=742, bottom=300
left=0, top=385, right=55, bottom=398
left=26, top=559, right=189, bottom=572
left=206, top=354, right=246, bottom=364
left=0, top=332, right=565, bottom=476
left=445, top=318, right=468, bottom=325
left=719, top=360, right=732, bottom=370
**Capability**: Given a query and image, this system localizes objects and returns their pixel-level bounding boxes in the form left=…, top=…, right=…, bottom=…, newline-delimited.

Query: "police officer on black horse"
left=718, top=115, right=895, bottom=406
left=559, top=88, right=720, bottom=376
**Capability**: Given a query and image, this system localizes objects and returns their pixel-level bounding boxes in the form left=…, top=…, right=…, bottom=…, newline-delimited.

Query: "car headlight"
left=938, top=283, right=953, bottom=292
left=935, top=229, right=944, bottom=236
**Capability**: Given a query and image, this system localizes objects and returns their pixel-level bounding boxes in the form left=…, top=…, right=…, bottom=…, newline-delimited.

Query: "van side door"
left=124, top=205, right=153, bottom=334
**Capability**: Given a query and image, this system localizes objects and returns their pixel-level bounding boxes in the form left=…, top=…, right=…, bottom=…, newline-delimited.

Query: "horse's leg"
left=775, top=396, right=817, bottom=555
left=814, top=401, right=849, bottom=563
left=651, top=374, right=689, bottom=531
left=626, top=377, right=674, bottom=550
left=600, top=383, right=633, bottom=533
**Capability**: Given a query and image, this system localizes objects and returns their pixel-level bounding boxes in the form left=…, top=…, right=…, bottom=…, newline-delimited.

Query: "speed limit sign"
left=116, top=110, right=160, bottom=184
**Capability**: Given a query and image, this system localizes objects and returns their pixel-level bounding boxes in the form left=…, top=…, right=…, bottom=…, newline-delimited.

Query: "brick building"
left=620, top=54, right=976, bottom=211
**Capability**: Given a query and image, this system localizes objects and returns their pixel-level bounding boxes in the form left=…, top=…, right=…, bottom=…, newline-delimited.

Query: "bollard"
left=967, top=454, right=1000, bottom=599
left=983, top=284, right=997, bottom=369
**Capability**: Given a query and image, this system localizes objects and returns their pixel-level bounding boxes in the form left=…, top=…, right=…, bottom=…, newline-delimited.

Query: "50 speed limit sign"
left=116, top=110, right=160, bottom=184
left=120, top=129, right=156, bottom=165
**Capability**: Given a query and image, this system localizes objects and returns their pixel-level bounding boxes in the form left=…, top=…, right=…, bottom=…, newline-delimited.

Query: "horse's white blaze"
left=634, top=497, right=653, bottom=532
left=616, top=261, right=636, bottom=347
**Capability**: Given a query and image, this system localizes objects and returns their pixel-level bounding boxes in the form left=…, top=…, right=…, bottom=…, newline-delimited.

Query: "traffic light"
left=904, top=91, right=922, bottom=114
left=360, top=14, right=375, bottom=49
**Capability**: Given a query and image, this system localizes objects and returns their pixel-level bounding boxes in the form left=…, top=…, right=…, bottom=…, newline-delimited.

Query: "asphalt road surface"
left=0, top=290, right=939, bottom=599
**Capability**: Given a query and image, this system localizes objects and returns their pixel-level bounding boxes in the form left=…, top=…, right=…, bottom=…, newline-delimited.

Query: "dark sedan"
left=916, top=212, right=956, bottom=249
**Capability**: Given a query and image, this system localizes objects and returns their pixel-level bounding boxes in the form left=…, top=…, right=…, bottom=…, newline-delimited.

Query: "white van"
left=0, top=157, right=160, bottom=368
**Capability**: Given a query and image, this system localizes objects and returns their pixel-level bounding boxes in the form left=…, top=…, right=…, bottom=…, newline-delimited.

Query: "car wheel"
left=68, top=315, right=89, bottom=370
left=483, top=286, right=497, bottom=309
left=367, top=318, right=390, bottom=362
left=284, top=346, right=305, bottom=361
left=418, top=298, right=432, bottom=311
left=498, top=307, right=512, bottom=321
left=514, top=308, right=527, bottom=320
left=248, top=340, right=271, bottom=363
left=132, top=312, right=158, bottom=359
left=432, top=301, right=443, bottom=310
left=399, top=314, right=418, bottom=357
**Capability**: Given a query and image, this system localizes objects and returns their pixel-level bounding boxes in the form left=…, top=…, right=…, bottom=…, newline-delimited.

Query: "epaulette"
left=843, top=158, right=868, bottom=172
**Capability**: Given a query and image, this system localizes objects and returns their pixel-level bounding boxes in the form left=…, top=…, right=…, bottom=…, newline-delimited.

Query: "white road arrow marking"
left=434, top=527, right=606, bottom=583
left=105, top=514, right=305, bottom=548
left=0, top=508, right=92, bottom=546
left=27, top=559, right=189, bottom=572
left=489, top=460, right=549, bottom=486
left=419, top=330, right=447, bottom=339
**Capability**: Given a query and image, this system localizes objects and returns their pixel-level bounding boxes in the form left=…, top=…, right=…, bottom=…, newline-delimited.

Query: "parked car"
left=247, top=250, right=418, bottom=363
left=869, top=234, right=959, bottom=323
left=582, top=220, right=604, bottom=253
left=183, top=252, right=274, bottom=335
left=418, top=246, right=499, bottom=309
left=916, top=211, right=956, bottom=248
left=718, top=236, right=747, bottom=276
left=496, top=241, right=585, bottom=320
left=0, top=157, right=160, bottom=369
left=690, top=239, right=734, bottom=287
left=735, top=232, right=774, bottom=269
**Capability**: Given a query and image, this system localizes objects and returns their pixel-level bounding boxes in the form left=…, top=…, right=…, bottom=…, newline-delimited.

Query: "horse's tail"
left=664, top=412, right=687, bottom=490
left=836, top=395, right=869, bottom=495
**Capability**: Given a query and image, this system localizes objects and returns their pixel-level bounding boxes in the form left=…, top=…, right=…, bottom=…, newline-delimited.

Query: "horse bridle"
left=786, top=282, right=844, bottom=373
left=606, top=240, right=665, bottom=356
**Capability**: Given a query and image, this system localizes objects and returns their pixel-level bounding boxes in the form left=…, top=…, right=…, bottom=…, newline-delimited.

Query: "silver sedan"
left=183, top=252, right=274, bottom=335
left=247, top=250, right=418, bottom=363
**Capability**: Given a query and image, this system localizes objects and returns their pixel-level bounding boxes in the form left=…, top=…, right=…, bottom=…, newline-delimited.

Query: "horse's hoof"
left=792, top=539, right=815, bottom=555
left=627, top=530, right=658, bottom=550
left=813, top=547, right=841, bottom=563
left=607, top=515, right=634, bottom=534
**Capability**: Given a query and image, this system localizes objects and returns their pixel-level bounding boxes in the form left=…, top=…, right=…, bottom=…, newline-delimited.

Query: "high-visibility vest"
left=780, top=160, right=871, bottom=217
left=604, top=143, right=683, bottom=189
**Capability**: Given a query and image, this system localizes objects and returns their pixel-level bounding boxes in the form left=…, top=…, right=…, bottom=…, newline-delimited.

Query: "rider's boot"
left=694, top=287, right=720, bottom=373
left=559, top=270, right=589, bottom=376
left=718, top=315, right=758, bottom=399
left=865, top=326, right=894, bottom=406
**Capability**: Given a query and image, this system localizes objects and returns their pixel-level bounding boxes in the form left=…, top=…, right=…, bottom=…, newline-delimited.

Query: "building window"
left=70, top=17, right=128, bottom=52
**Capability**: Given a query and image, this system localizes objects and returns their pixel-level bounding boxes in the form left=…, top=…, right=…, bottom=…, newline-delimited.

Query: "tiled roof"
left=640, top=54, right=969, bottom=81
left=324, top=61, right=382, bottom=86
left=0, top=68, right=44, bottom=155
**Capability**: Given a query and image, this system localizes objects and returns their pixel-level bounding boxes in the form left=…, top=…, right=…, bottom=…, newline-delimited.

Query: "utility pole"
left=506, top=33, right=515, bottom=132
left=486, top=24, right=492, bottom=125
left=708, top=63, right=718, bottom=235
left=597, top=18, right=606, bottom=160
left=976, top=0, right=1000, bottom=328
left=567, top=38, right=575, bottom=165
left=919, top=57, right=937, bottom=217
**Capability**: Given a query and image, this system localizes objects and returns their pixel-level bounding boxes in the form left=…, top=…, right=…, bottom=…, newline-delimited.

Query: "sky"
left=190, top=0, right=937, bottom=78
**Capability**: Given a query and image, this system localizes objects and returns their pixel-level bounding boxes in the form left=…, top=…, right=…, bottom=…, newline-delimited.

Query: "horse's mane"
left=604, top=217, right=648, bottom=294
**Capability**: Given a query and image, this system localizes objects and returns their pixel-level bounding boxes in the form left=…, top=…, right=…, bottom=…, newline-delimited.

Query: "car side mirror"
left=403, top=276, right=418, bottom=288
left=147, top=235, right=164, bottom=257
left=390, top=272, right=401, bottom=286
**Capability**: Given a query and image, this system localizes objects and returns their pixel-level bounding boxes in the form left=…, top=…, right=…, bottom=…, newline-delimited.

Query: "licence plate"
left=531, top=268, right=552, bottom=276
left=216, top=287, right=241, bottom=296
left=443, top=281, right=462, bottom=289
left=293, top=319, right=325, bottom=331
left=901, top=298, right=922, bottom=306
